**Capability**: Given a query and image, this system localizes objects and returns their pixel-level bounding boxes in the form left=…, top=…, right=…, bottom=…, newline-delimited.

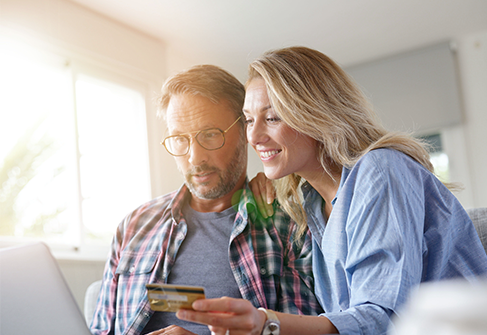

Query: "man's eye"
left=244, top=118, right=253, bottom=125
left=173, top=136, right=187, bottom=143
left=206, top=131, right=219, bottom=137
left=201, top=130, right=221, bottom=140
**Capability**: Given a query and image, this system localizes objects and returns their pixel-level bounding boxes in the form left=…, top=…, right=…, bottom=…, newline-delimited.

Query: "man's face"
left=166, top=93, right=247, bottom=200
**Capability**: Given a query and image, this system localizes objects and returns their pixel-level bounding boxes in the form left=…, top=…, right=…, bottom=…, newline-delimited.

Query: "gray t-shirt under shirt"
left=142, top=203, right=242, bottom=334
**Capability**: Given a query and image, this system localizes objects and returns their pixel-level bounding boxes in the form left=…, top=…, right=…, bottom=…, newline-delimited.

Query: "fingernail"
left=267, top=207, right=273, bottom=217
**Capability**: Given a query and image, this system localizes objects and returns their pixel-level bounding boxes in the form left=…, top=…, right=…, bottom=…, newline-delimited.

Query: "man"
left=90, top=65, right=321, bottom=335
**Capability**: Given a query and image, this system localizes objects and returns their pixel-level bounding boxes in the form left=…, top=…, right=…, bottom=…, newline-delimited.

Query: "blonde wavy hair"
left=247, top=46, right=436, bottom=236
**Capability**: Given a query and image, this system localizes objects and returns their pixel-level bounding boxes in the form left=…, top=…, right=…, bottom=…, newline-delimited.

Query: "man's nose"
left=187, top=139, right=209, bottom=166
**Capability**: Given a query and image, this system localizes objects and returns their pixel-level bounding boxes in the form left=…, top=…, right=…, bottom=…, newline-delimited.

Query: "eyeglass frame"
left=161, top=115, right=243, bottom=156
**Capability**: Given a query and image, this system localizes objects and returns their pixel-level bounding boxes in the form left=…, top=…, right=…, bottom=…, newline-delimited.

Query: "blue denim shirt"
left=303, top=148, right=487, bottom=335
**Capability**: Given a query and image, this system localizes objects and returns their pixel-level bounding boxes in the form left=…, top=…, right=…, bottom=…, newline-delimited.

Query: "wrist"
left=257, top=308, right=267, bottom=333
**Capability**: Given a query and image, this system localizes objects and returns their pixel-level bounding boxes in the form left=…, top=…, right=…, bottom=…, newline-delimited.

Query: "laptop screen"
left=0, top=242, right=92, bottom=335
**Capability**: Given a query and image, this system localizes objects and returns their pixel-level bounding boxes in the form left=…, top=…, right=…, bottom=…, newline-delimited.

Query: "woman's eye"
left=244, top=118, right=253, bottom=125
left=266, top=117, right=281, bottom=123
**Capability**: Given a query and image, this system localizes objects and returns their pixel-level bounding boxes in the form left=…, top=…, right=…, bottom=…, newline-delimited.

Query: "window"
left=0, top=37, right=151, bottom=255
left=420, top=133, right=450, bottom=182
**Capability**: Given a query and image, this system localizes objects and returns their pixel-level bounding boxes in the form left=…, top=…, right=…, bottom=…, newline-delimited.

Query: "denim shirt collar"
left=300, top=167, right=350, bottom=207
left=300, top=167, right=350, bottom=246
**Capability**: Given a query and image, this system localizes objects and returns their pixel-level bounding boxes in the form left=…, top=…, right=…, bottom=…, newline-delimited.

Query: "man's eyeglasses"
left=161, top=116, right=242, bottom=156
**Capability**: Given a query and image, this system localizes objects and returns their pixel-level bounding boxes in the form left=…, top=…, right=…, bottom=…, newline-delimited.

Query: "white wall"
left=455, top=30, right=487, bottom=208
left=0, top=0, right=165, bottom=76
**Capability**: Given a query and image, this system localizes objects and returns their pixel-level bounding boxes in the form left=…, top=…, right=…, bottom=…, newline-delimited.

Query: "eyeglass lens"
left=165, top=128, right=225, bottom=155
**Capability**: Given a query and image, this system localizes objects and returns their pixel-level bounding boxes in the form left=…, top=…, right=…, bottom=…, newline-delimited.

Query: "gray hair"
left=157, top=64, right=245, bottom=128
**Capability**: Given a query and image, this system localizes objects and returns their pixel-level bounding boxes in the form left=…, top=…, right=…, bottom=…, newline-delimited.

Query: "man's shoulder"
left=119, top=187, right=186, bottom=231
left=241, top=200, right=297, bottom=240
left=237, top=186, right=291, bottom=222
left=133, top=189, right=179, bottom=213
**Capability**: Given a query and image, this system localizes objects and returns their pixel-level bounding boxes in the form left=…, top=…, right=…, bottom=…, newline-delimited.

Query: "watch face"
left=268, top=322, right=280, bottom=334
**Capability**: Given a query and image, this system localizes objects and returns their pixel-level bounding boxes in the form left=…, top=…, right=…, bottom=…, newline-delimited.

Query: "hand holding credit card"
left=146, top=283, right=206, bottom=312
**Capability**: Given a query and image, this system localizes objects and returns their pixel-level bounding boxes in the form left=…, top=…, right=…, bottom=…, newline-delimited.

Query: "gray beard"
left=183, top=142, right=247, bottom=200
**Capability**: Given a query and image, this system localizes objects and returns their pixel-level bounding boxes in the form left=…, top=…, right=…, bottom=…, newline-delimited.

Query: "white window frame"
left=0, top=30, right=162, bottom=260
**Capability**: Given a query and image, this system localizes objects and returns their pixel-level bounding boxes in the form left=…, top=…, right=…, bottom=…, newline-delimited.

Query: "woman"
left=174, top=46, right=487, bottom=334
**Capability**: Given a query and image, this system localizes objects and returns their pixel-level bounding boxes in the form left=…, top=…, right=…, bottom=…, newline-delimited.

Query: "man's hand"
left=176, top=297, right=266, bottom=335
left=146, top=325, right=197, bottom=335
left=249, top=172, right=276, bottom=219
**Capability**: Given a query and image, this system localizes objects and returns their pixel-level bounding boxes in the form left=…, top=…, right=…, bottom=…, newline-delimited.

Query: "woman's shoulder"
left=360, top=147, right=413, bottom=162
left=354, top=148, right=417, bottom=172
left=343, top=148, right=435, bottom=195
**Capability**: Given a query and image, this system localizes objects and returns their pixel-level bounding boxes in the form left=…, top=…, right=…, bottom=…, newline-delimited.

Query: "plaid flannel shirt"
left=90, top=181, right=322, bottom=335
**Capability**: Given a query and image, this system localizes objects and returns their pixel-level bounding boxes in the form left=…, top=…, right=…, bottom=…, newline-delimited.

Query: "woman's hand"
left=249, top=172, right=276, bottom=219
left=176, top=297, right=266, bottom=335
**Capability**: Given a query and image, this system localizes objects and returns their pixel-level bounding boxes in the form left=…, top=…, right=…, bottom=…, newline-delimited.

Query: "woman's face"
left=244, top=78, right=321, bottom=180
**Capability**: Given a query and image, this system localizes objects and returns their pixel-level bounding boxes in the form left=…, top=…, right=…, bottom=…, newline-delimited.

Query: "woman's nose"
left=246, top=121, right=268, bottom=146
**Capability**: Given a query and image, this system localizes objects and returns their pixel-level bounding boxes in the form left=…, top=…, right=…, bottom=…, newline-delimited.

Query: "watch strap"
left=258, top=308, right=280, bottom=335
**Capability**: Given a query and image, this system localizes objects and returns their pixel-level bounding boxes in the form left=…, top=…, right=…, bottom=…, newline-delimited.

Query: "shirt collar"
left=165, top=179, right=255, bottom=224
left=300, top=166, right=350, bottom=207
left=165, top=184, right=191, bottom=225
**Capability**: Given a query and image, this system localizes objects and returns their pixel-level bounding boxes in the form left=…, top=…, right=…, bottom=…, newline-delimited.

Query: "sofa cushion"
left=466, top=207, right=487, bottom=256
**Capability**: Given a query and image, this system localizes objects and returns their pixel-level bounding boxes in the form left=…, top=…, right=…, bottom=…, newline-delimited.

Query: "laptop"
left=0, top=242, right=92, bottom=335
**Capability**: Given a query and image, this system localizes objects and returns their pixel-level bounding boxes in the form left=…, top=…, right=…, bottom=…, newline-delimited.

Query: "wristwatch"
left=258, top=308, right=280, bottom=335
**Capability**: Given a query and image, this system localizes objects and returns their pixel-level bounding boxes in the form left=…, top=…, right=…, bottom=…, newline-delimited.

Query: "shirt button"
left=129, top=266, right=135, bottom=273
left=143, top=312, right=150, bottom=318
left=260, top=267, right=267, bottom=275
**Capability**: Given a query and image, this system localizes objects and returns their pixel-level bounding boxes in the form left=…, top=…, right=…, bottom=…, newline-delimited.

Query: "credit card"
left=146, top=283, right=206, bottom=312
